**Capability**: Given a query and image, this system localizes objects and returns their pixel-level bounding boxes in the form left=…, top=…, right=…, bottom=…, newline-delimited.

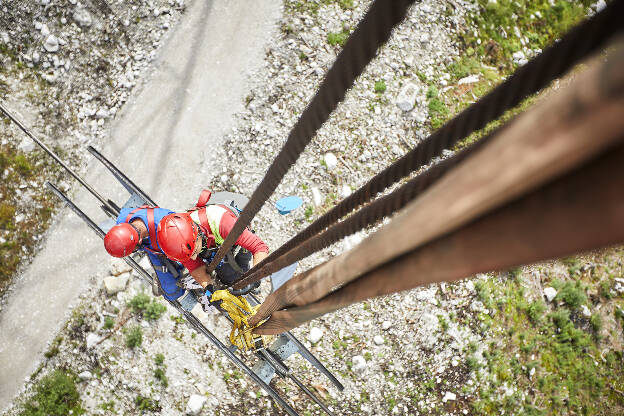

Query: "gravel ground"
left=6, top=1, right=620, bottom=416
left=0, top=0, right=187, bottom=298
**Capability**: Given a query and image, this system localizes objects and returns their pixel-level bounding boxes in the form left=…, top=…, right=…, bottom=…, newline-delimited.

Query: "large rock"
left=103, top=272, right=130, bottom=295
left=73, top=7, right=93, bottom=27
left=323, top=153, right=338, bottom=171
left=78, top=371, right=92, bottom=381
left=418, top=313, right=440, bottom=350
left=86, top=333, right=103, bottom=349
left=442, top=391, right=456, bottom=402
left=395, top=82, right=421, bottom=112
left=186, top=394, right=207, bottom=415
left=18, top=138, right=35, bottom=153
left=43, top=35, right=59, bottom=52
left=308, top=327, right=323, bottom=344
left=311, top=187, right=323, bottom=207
left=352, top=355, right=366, bottom=373
left=543, top=287, right=557, bottom=302
left=110, top=258, right=132, bottom=276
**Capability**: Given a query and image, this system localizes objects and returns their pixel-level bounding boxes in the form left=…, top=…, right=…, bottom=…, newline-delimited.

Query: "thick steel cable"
left=206, top=0, right=418, bottom=273
left=234, top=0, right=624, bottom=283
left=233, top=131, right=493, bottom=288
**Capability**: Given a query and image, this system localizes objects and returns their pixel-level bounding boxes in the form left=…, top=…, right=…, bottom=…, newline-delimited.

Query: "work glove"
left=199, top=285, right=218, bottom=314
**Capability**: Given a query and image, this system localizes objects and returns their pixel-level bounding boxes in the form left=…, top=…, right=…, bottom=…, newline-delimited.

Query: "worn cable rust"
left=206, top=0, right=418, bottom=273
left=235, top=0, right=624, bottom=287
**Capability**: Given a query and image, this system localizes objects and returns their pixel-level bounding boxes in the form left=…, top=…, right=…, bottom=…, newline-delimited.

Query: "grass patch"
left=103, top=316, right=114, bottom=330
left=374, top=80, right=386, bottom=94
left=19, top=369, right=84, bottom=416
left=429, top=0, right=595, bottom=150
left=135, top=394, right=160, bottom=412
left=327, top=28, right=350, bottom=47
left=129, top=292, right=167, bottom=320
left=552, top=279, right=586, bottom=309
left=124, top=325, right=143, bottom=349
left=44, top=336, right=63, bottom=359
left=153, top=353, right=168, bottom=387
left=469, top=266, right=624, bottom=415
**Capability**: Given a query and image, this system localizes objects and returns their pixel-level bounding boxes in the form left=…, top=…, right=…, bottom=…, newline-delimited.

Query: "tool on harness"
left=210, top=289, right=271, bottom=352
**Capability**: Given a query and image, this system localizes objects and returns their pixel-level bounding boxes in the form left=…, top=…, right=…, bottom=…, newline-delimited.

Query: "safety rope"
left=210, top=290, right=271, bottom=351
left=234, top=0, right=624, bottom=287
left=205, top=0, right=418, bottom=273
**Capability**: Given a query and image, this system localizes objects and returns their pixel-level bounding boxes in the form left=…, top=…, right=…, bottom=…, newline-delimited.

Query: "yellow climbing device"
left=210, top=290, right=271, bottom=352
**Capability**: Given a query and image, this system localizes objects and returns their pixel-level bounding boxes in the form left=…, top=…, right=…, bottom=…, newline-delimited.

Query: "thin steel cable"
left=206, top=0, right=417, bottom=273
left=234, top=0, right=624, bottom=283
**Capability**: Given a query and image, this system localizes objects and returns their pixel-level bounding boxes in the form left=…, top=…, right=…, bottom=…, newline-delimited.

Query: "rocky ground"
left=2, top=0, right=623, bottom=415
left=0, top=0, right=186, bottom=296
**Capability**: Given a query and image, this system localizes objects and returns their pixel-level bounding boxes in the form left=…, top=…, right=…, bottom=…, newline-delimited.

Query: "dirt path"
left=0, top=0, right=281, bottom=408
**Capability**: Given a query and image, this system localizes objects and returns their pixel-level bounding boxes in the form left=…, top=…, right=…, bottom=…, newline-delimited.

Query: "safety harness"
left=189, top=190, right=251, bottom=274
left=124, top=205, right=161, bottom=254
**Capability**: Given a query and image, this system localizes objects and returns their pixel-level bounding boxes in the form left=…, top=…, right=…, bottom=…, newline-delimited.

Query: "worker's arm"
left=189, top=266, right=213, bottom=289
left=181, top=257, right=213, bottom=289
left=252, top=250, right=268, bottom=268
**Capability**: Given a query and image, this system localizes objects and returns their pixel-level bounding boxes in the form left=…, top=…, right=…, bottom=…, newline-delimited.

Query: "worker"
left=156, top=204, right=269, bottom=291
left=103, top=205, right=196, bottom=302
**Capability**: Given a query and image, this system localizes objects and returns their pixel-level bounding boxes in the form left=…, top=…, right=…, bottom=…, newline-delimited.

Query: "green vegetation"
left=437, top=314, right=449, bottom=332
left=153, top=353, right=168, bottom=387
left=327, top=27, right=350, bottom=47
left=303, top=205, right=314, bottom=221
left=129, top=292, right=167, bottom=320
left=427, top=0, right=594, bottom=147
left=124, top=325, right=143, bottom=349
left=44, top=336, right=63, bottom=359
left=466, top=252, right=624, bottom=415
left=552, top=279, right=586, bottom=309
left=463, top=0, right=593, bottom=71
left=374, top=80, right=386, bottom=94
left=99, top=400, right=115, bottom=412
left=287, top=0, right=353, bottom=14
left=19, top=370, right=84, bottom=416
left=103, top=316, right=115, bottom=330
left=0, top=145, right=61, bottom=296
left=135, top=395, right=160, bottom=412
left=154, top=353, right=165, bottom=366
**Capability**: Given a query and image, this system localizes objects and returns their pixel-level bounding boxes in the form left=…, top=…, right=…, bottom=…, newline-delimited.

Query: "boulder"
left=352, top=355, right=366, bottom=373
left=110, top=258, right=132, bottom=276
left=73, top=7, right=93, bottom=27
left=186, top=394, right=207, bottom=415
left=543, top=287, right=557, bottom=302
left=308, top=327, right=323, bottom=344
left=78, top=371, right=93, bottom=381
left=103, top=272, right=130, bottom=295
left=323, top=153, right=338, bottom=171
left=86, top=333, right=103, bottom=349
left=43, top=35, right=59, bottom=52
left=395, top=82, right=420, bottom=112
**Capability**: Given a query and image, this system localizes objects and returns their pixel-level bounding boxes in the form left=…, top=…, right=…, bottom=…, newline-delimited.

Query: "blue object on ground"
left=275, top=196, right=303, bottom=215
left=270, top=262, right=298, bottom=292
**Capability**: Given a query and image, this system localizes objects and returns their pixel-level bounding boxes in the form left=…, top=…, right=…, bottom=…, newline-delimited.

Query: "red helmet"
left=104, top=223, right=140, bottom=257
left=157, top=213, right=200, bottom=262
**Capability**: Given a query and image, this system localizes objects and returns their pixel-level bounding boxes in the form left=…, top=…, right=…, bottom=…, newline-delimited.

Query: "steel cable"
left=234, top=131, right=493, bottom=288
left=206, top=0, right=418, bottom=273
left=233, top=0, right=624, bottom=285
